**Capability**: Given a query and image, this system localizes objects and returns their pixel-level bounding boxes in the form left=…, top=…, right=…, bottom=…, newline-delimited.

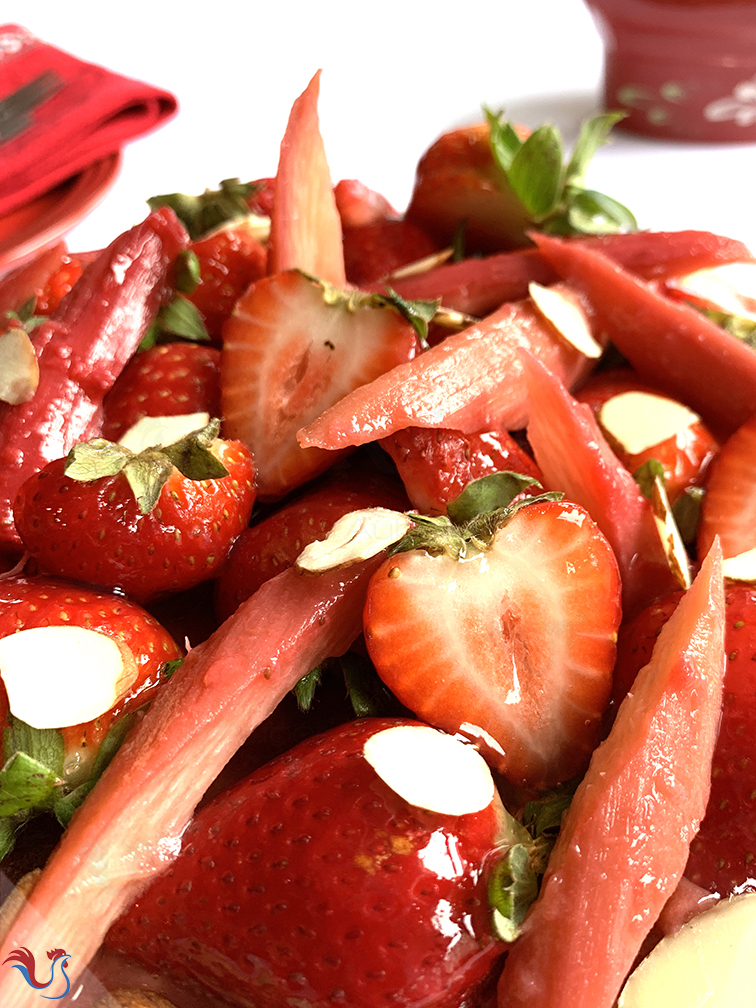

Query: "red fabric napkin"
left=0, top=24, right=177, bottom=217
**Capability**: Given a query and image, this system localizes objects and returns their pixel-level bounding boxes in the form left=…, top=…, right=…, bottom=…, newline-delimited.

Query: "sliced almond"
left=650, top=477, right=692, bottom=591
left=296, top=508, right=412, bottom=573
left=363, top=724, right=495, bottom=816
left=0, top=626, right=138, bottom=729
left=118, top=412, right=211, bottom=453
left=618, top=893, right=756, bottom=1007
left=385, top=247, right=454, bottom=280
left=722, top=547, right=756, bottom=583
left=0, top=327, right=39, bottom=404
left=599, top=391, right=699, bottom=457
left=668, top=265, right=756, bottom=321
left=529, top=281, right=603, bottom=359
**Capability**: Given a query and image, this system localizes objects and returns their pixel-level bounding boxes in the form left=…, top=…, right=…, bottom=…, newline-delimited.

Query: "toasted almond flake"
left=363, top=724, right=495, bottom=815
left=722, top=547, right=756, bottom=583
left=296, top=508, right=412, bottom=573
left=650, top=478, right=692, bottom=591
left=118, top=412, right=211, bottom=452
left=0, top=327, right=40, bottom=404
left=384, top=247, right=454, bottom=280
left=599, top=391, right=699, bottom=457
left=529, top=281, right=602, bottom=359
left=0, top=626, right=137, bottom=729
left=668, top=265, right=756, bottom=321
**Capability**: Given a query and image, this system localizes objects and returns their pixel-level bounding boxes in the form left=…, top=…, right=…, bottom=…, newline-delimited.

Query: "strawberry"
left=342, top=218, right=439, bottom=287
left=495, top=544, right=726, bottom=1008
left=220, top=269, right=420, bottom=500
left=101, top=342, right=221, bottom=443
left=215, top=464, right=408, bottom=620
left=13, top=422, right=255, bottom=603
left=574, top=367, right=718, bottom=505
left=185, top=222, right=268, bottom=339
left=363, top=494, right=622, bottom=789
left=0, top=575, right=181, bottom=839
left=105, top=718, right=508, bottom=1008
left=405, top=113, right=635, bottom=255
left=697, top=412, right=756, bottom=561
left=380, top=426, right=542, bottom=516
left=0, top=557, right=384, bottom=994
left=612, top=581, right=756, bottom=897
left=33, top=251, right=98, bottom=316
left=334, top=178, right=398, bottom=228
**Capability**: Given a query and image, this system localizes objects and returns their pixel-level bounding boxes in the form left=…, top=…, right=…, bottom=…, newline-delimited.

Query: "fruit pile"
left=1, top=70, right=755, bottom=1008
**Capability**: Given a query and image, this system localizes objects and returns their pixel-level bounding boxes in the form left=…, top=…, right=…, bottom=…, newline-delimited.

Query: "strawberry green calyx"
left=147, top=178, right=263, bottom=240
left=485, top=108, right=637, bottom=239
left=389, top=471, right=563, bottom=559
left=299, top=270, right=441, bottom=346
left=63, top=419, right=229, bottom=515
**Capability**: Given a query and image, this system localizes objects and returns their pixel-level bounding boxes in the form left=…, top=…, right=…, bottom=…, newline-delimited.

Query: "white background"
left=6, top=0, right=756, bottom=252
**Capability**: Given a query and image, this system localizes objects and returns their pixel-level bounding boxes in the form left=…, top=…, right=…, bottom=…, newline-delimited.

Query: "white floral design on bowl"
left=704, top=76, right=756, bottom=127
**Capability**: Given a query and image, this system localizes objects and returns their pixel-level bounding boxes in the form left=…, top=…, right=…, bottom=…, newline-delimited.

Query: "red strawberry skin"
left=697, top=412, right=756, bottom=561
left=613, top=581, right=756, bottom=897
left=101, top=342, right=221, bottom=443
left=186, top=223, right=268, bottom=340
left=343, top=218, right=439, bottom=287
left=0, top=575, right=181, bottom=784
left=105, top=718, right=506, bottom=1008
left=381, top=426, right=542, bottom=516
left=215, top=465, right=408, bottom=620
left=13, top=439, right=256, bottom=603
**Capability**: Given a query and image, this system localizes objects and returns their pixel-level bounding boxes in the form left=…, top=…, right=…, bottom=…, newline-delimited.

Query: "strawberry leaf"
left=672, top=485, right=705, bottom=545
left=633, top=458, right=666, bottom=500
left=380, top=287, right=439, bottom=348
left=447, top=471, right=542, bottom=526
left=162, top=419, right=228, bottom=481
left=700, top=307, right=756, bottom=348
left=64, top=439, right=134, bottom=482
left=0, top=817, right=14, bottom=859
left=341, top=653, right=394, bottom=718
left=0, top=752, right=61, bottom=817
left=489, top=843, right=539, bottom=942
left=147, top=178, right=261, bottom=240
left=174, top=249, right=201, bottom=294
left=565, top=112, right=627, bottom=185
left=558, top=188, right=638, bottom=237
left=508, top=126, right=564, bottom=220
left=122, top=450, right=175, bottom=515
left=155, top=294, right=210, bottom=343
left=485, top=106, right=524, bottom=172
left=294, top=666, right=322, bottom=712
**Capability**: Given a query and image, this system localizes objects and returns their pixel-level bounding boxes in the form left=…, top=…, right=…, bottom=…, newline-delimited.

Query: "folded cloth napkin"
left=0, top=24, right=177, bottom=217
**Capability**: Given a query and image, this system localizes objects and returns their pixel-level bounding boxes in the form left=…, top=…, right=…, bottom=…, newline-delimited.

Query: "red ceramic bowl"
left=586, top=0, right=756, bottom=142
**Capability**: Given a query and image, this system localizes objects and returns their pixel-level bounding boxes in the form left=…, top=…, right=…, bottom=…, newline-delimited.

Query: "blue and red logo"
left=3, top=947, right=72, bottom=999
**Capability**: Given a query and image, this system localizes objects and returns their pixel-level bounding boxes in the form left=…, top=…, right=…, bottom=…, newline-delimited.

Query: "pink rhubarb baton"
left=532, top=232, right=756, bottom=440
left=496, top=541, right=726, bottom=1008
left=0, top=559, right=379, bottom=1006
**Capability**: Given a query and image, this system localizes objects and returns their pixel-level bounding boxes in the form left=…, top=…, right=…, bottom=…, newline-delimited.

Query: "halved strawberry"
left=697, top=412, right=756, bottom=561
left=101, top=342, right=221, bottom=443
left=220, top=270, right=420, bottom=499
left=380, top=426, right=542, bottom=516
left=363, top=496, right=621, bottom=789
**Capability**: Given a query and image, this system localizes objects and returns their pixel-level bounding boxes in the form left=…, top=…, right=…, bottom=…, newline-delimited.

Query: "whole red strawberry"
left=34, top=251, right=99, bottom=315
left=0, top=575, right=181, bottom=830
left=101, top=342, right=221, bottom=443
left=13, top=422, right=255, bottom=603
left=105, top=718, right=508, bottom=1008
left=613, top=580, right=756, bottom=896
left=186, top=222, right=268, bottom=339
left=342, top=218, right=439, bottom=287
